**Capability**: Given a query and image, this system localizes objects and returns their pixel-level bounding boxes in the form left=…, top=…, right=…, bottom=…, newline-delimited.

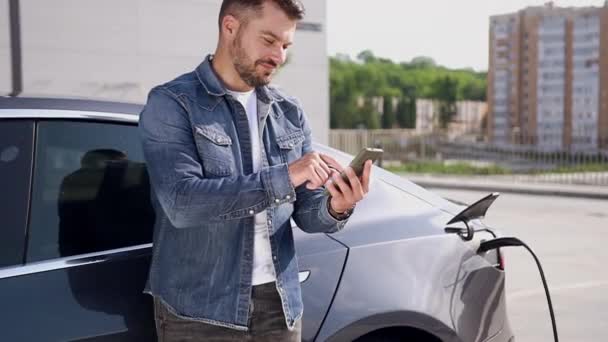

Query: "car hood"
left=312, top=143, right=466, bottom=248
left=327, top=175, right=461, bottom=248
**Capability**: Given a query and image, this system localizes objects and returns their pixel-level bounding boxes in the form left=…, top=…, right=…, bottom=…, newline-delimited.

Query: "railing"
left=328, top=129, right=608, bottom=186
left=329, top=129, right=429, bottom=161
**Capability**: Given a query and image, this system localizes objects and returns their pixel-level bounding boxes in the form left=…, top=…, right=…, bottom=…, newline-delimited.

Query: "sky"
left=327, top=0, right=606, bottom=71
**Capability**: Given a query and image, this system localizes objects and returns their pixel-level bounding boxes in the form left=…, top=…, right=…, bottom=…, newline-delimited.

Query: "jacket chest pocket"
left=276, top=129, right=305, bottom=164
left=194, top=125, right=234, bottom=177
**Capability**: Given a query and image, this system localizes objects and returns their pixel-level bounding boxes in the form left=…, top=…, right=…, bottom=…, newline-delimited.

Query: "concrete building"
left=448, top=100, right=487, bottom=139
left=416, top=98, right=487, bottom=138
left=488, top=2, right=608, bottom=150
left=0, top=0, right=330, bottom=143
left=415, top=98, right=439, bottom=134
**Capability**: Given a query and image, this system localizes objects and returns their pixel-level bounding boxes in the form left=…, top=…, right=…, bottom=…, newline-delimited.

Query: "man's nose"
left=270, top=47, right=286, bottom=66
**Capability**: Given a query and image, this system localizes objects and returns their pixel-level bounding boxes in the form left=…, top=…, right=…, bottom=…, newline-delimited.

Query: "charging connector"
left=478, top=237, right=559, bottom=342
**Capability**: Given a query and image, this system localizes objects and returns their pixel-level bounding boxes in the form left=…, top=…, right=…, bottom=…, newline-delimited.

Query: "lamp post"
left=9, top=0, right=22, bottom=97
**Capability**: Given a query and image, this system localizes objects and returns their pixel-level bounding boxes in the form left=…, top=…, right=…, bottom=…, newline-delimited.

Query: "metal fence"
left=328, top=129, right=608, bottom=186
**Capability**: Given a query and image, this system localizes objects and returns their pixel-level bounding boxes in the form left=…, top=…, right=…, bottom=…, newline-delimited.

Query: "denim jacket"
left=139, top=55, right=349, bottom=331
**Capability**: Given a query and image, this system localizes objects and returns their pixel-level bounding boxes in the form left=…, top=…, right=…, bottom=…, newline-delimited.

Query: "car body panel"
left=316, top=233, right=508, bottom=342
left=0, top=247, right=156, bottom=341
left=293, top=230, right=348, bottom=342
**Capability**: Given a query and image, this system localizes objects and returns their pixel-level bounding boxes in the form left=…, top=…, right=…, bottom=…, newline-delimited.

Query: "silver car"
left=0, top=96, right=513, bottom=342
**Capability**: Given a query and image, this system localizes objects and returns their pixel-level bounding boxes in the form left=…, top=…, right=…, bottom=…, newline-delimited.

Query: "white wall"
left=1, top=0, right=329, bottom=143
left=274, top=0, right=328, bottom=143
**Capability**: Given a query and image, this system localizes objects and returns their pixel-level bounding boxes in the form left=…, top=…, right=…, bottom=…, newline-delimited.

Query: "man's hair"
left=218, top=0, right=305, bottom=29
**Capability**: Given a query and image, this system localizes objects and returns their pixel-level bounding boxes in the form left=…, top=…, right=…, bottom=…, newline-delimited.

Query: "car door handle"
left=0, top=243, right=152, bottom=279
left=299, top=271, right=310, bottom=283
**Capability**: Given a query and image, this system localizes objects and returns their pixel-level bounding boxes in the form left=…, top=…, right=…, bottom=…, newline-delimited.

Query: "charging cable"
left=478, top=237, right=558, bottom=342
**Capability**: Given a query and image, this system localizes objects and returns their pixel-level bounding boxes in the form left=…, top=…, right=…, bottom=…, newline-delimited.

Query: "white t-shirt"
left=226, top=88, right=276, bottom=286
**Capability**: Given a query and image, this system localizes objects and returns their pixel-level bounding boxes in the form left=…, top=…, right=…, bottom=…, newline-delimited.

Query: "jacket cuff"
left=261, top=163, right=297, bottom=206
left=318, top=195, right=350, bottom=232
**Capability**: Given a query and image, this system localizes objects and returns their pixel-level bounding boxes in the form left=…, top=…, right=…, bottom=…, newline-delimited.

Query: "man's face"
left=229, top=2, right=297, bottom=87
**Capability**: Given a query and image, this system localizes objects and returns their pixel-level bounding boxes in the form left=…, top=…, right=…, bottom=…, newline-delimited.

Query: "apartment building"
left=488, top=2, right=608, bottom=150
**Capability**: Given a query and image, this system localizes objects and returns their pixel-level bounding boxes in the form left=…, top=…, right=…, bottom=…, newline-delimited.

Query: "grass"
left=551, top=163, right=608, bottom=173
left=385, top=161, right=511, bottom=175
left=385, top=161, right=608, bottom=175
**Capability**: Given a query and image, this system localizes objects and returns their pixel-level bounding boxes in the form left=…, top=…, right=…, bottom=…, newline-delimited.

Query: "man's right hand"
left=288, top=152, right=344, bottom=190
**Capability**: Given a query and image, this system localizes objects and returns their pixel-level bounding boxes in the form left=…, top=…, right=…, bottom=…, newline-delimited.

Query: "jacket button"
left=249, top=210, right=254, bottom=215
left=285, top=195, right=291, bottom=200
left=268, top=220, right=272, bottom=225
left=275, top=198, right=280, bottom=203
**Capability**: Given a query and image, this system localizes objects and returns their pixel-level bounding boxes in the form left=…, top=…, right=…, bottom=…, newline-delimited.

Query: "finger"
left=324, top=178, right=342, bottom=198
left=306, top=165, right=324, bottom=189
left=344, top=166, right=359, bottom=188
left=333, top=169, right=354, bottom=202
left=325, top=170, right=342, bottom=192
left=361, top=160, right=372, bottom=193
left=347, top=168, right=364, bottom=200
left=313, top=163, right=330, bottom=183
left=320, top=154, right=345, bottom=172
left=306, top=179, right=322, bottom=190
left=314, top=157, right=332, bottom=177
left=329, top=169, right=341, bottom=178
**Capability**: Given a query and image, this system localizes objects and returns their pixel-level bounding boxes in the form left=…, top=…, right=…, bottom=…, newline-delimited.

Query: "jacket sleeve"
left=139, top=86, right=296, bottom=228
left=290, top=100, right=350, bottom=234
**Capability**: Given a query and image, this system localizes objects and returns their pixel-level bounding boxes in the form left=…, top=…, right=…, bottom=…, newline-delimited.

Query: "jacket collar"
left=195, top=55, right=283, bottom=104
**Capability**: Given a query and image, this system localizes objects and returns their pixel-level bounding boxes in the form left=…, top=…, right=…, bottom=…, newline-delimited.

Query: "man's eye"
left=264, top=38, right=274, bottom=45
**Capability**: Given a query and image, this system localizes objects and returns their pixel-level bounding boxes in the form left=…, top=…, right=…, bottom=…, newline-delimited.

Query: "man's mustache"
left=256, top=59, right=278, bottom=68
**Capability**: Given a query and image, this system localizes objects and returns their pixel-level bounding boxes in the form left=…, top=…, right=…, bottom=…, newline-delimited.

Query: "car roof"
left=0, top=96, right=143, bottom=124
left=0, top=96, right=143, bottom=114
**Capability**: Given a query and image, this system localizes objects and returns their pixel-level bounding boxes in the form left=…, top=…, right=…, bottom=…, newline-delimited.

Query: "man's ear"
left=221, top=14, right=240, bottom=38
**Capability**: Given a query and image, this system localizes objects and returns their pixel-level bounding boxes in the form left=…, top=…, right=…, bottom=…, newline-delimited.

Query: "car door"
left=293, top=223, right=348, bottom=342
left=0, top=119, right=156, bottom=341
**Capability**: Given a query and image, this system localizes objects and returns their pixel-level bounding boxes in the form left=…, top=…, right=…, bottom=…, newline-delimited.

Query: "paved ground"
left=431, top=188, right=608, bottom=342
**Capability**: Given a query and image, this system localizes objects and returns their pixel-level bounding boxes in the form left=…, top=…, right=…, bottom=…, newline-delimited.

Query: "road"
left=431, top=188, right=608, bottom=342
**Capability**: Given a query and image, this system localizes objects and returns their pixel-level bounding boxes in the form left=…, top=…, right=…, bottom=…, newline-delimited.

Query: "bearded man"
left=139, top=1, right=372, bottom=340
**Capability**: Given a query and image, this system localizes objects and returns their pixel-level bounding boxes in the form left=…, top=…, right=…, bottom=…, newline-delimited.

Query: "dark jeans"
left=153, top=282, right=302, bottom=341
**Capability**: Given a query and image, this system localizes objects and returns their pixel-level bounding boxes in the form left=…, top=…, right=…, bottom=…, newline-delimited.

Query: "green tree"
left=409, top=56, right=437, bottom=68
left=329, top=51, right=487, bottom=129
left=356, top=49, right=376, bottom=64
left=432, top=76, right=458, bottom=129
left=396, top=96, right=416, bottom=128
left=382, top=96, right=396, bottom=128
left=359, top=98, right=380, bottom=129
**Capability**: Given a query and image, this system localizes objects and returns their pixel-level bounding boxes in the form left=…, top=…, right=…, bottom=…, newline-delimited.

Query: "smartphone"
left=346, top=147, right=383, bottom=178
left=325, top=147, right=383, bottom=193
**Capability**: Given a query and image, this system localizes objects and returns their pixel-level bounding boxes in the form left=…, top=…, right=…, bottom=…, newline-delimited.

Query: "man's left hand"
left=325, top=160, right=373, bottom=213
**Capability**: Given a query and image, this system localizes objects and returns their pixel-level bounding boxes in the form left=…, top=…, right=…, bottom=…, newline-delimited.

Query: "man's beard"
left=231, top=33, right=277, bottom=88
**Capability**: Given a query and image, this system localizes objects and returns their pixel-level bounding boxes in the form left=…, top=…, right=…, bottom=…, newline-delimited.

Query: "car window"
left=0, top=120, right=34, bottom=268
left=27, top=120, right=154, bottom=263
